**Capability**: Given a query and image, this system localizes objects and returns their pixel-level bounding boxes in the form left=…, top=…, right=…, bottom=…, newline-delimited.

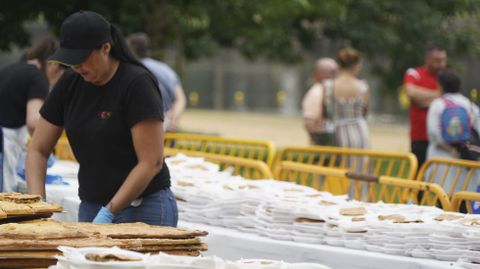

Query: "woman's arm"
left=25, top=99, right=44, bottom=136
left=166, top=85, right=187, bottom=132
left=26, top=117, right=63, bottom=198
left=105, top=118, right=165, bottom=215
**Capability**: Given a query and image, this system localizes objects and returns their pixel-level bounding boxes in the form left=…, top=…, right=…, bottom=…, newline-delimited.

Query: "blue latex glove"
left=92, top=207, right=115, bottom=223
left=47, top=154, right=56, bottom=168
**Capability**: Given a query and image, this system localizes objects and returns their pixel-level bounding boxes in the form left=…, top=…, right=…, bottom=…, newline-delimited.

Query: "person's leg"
left=411, top=140, right=429, bottom=169
left=114, top=188, right=178, bottom=226
left=412, top=140, right=430, bottom=205
left=78, top=200, right=102, bottom=222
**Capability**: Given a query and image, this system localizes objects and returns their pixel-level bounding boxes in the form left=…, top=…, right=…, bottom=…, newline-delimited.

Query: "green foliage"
left=2, top=0, right=480, bottom=91
left=322, top=0, right=480, bottom=91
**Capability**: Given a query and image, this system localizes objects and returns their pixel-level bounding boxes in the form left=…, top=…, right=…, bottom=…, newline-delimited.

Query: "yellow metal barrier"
left=275, top=161, right=349, bottom=192
left=275, top=161, right=451, bottom=209
left=416, top=158, right=480, bottom=201
left=371, top=176, right=451, bottom=210
left=274, top=146, right=417, bottom=196
left=54, top=137, right=76, bottom=161
left=451, top=191, right=480, bottom=213
left=165, top=148, right=273, bottom=180
left=164, top=133, right=276, bottom=167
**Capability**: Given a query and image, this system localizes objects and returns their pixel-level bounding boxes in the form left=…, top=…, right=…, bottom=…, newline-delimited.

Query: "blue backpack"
left=440, top=98, right=471, bottom=144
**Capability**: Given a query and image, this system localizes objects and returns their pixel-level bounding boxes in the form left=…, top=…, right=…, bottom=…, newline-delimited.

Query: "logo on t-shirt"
left=98, top=111, right=111, bottom=120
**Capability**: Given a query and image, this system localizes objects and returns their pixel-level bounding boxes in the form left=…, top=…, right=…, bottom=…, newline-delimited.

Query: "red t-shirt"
left=403, top=66, right=439, bottom=141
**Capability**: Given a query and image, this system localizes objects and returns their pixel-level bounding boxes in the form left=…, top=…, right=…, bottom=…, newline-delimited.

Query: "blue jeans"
left=78, top=188, right=178, bottom=226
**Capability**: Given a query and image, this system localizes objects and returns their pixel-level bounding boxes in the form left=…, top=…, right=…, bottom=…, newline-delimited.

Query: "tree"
left=321, top=0, right=480, bottom=93
left=2, top=0, right=480, bottom=94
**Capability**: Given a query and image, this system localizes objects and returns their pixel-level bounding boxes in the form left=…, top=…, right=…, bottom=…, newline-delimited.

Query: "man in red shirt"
left=403, top=45, right=447, bottom=168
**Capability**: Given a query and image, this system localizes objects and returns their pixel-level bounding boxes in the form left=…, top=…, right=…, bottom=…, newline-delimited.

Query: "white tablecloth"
left=43, top=184, right=459, bottom=269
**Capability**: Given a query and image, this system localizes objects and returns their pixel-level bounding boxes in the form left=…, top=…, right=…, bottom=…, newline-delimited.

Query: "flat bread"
left=295, top=217, right=324, bottom=223
left=0, top=237, right=140, bottom=250
left=0, top=258, right=57, bottom=268
left=318, top=200, right=337, bottom=206
left=0, top=201, right=34, bottom=215
left=0, top=208, right=7, bottom=219
left=85, top=253, right=142, bottom=262
left=339, top=207, right=367, bottom=216
left=26, top=201, right=63, bottom=213
left=378, top=214, right=406, bottom=222
left=0, top=219, right=90, bottom=239
left=460, top=218, right=480, bottom=227
left=0, top=250, right=61, bottom=259
left=434, top=214, right=464, bottom=221
left=0, top=193, right=41, bottom=204
left=118, top=237, right=202, bottom=246
left=147, top=250, right=201, bottom=256
left=66, top=222, right=208, bottom=239
left=131, top=243, right=208, bottom=252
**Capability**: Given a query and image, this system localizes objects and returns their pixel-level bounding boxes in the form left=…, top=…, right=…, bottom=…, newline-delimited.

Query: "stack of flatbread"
left=0, top=219, right=208, bottom=268
left=0, top=192, right=63, bottom=223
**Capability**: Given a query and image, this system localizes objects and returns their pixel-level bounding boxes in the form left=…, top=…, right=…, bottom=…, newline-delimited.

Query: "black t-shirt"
left=0, top=63, right=49, bottom=128
left=40, top=62, right=170, bottom=204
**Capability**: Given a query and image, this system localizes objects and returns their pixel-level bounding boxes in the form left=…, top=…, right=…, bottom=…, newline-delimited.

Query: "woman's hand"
left=92, top=206, right=115, bottom=223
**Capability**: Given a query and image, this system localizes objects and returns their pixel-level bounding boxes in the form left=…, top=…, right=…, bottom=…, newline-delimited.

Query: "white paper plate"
left=343, top=240, right=365, bottom=250
left=433, top=253, right=461, bottom=261
left=286, top=263, right=331, bottom=269
left=365, top=244, right=384, bottom=253
left=410, top=248, right=434, bottom=259
left=383, top=248, right=406, bottom=256
left=292, top=235, right=324, bottom=244
left=324, top=237, right=345, bottom=247
left=457, top=258, right=480, bottom=269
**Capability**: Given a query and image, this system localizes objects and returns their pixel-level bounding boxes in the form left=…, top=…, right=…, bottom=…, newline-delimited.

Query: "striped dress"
left=324, top=80, right=369, bottom=149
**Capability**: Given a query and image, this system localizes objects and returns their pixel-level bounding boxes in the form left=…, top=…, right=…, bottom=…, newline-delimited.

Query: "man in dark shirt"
left=0, top=63, right=49, bottom=133
left=0, top=36, right=57, bottom=192
left=0, top=62, right=49, bottom=192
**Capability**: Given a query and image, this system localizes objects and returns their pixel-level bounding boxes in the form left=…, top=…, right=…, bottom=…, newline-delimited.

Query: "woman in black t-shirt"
left=26, top=11, right=178, bottom=226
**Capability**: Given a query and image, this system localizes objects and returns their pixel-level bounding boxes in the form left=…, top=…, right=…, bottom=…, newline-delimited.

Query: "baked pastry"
left=339, top=207, right=367, bottom=216
left=434, top=214, right=463, bottom=221
left=0, top=201, right=34, bottom=215
left=378, top=214, right=406, bottom=222
left=27, top=201, right=63, bottom=213
left=0, top=193, right=41, bottom=204
left=85, top=253, right=142, bottom=262
left=64, top=222, right=208, bottom=239
left=295, top=217, right=324, bottom=223
left=0, top=219, right=89, bottom=239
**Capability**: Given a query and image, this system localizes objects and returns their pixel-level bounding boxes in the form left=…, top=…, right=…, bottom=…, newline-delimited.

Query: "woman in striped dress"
left=325, top=48, right=369, bottom=149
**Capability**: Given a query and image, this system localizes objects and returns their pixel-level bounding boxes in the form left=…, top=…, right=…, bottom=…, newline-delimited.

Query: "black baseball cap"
left=49, top=10, right=112, bottom=66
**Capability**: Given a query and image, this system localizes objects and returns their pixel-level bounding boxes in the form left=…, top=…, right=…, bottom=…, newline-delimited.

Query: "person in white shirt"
left=427, top=71, right=480, bottom=160
left=426, top=70, right=480, bottom=193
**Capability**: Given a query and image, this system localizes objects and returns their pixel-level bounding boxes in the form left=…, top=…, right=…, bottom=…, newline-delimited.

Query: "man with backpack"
left=426, top=70, right=480, bottom=161
left=427, top=71, right=480, bottom=212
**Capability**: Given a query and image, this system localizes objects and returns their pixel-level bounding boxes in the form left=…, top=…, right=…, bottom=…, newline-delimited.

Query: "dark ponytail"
left=110, top=25, right=145, bottom=67
left=109, top=25, right=156, bottom=78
